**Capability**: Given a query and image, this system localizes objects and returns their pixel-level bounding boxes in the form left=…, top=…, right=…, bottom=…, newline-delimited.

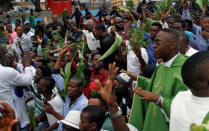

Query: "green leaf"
left=98, top=32, right=122, bottom=61
left=62, top=9, right=68, bottom=19
left=118, top=6, right=130, bottom=12
left=63, top=62, right=72, bottom=94
left=197, top=0, right=204, bottom=10
left=126, top=0, right=134, bottom=8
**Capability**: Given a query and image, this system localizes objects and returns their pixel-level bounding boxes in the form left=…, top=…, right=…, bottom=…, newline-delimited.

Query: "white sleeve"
left=9, top=67, right=34, bottom=86
left=141, top=48, right=149, bottom=64
left=125, top=40, right=132, bottom=50
left=27, top=36, right=33, bottom=49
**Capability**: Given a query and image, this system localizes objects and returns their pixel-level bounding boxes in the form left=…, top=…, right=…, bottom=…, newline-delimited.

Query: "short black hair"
left=152, top=22, right=162, bottom=29
left=200, top=15, right=209, bottom=22
left=37, top=58, right=49, bottom=65
left=159, top=28, right=179, bottom=43
left=185, top=19, right=193, bottom=28
left=15, top=19, right=21, bottom=23
left=182, top=51, right=209, bottom=90
left=174, top=19, right=186, bottom=28
left=37, top=65, right=51, bottom=77
left=177, top=31, right=189, bottom=45
left=90, top=94, right=107, bottom=108
left=35, top=24, right=44, bottom=33
left=41, top=76, right=55, bottom=92
left=82, top=105, right=106, bottom=130
left=166, top=14, right=179, bottom=21
left=69, top=76, right=84, bottom=87
left=24, top=23, right=31, bottom=32
left=95, top=24, right=106, bottom=32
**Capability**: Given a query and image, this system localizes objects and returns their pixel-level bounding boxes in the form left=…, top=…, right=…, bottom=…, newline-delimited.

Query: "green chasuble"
left=129, top=54, right=188, bottom=131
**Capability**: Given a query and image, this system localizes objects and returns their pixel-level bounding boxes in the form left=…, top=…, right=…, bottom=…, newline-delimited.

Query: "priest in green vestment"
left=128, top=29, right=188, bottom=131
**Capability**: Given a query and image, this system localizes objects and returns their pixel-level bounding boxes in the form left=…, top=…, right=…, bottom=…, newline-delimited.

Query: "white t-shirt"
left=126, top=41, right=149, bottom=75
left=46, top=94, right=64, bottom=129
left=170, top=90, right=209, bottom=131
left=82, top=30, right=100, bottom=51
left=185, top=46, right=198, bottom=57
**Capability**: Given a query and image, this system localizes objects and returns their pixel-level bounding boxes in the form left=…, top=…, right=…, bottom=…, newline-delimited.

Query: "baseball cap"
left=60, top=110, right=81, bottom=129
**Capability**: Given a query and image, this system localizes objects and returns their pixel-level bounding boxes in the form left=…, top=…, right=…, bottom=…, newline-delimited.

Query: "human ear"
left=91, top=122, right=97, bottom=130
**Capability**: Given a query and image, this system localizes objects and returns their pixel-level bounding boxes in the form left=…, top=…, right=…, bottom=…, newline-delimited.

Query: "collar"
left=163, top=53, right=179, bottom=67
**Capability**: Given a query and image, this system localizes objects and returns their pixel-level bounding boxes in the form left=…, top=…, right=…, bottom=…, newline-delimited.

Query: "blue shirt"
left=192, top=24, right=209, bottom=51
left=182, top=9, right=209, bottom=51
left=12, top=34, right=33, bottom=60
left=145, top=33, right=157, bottom=65
left=58, top=94, right=88, bottom=131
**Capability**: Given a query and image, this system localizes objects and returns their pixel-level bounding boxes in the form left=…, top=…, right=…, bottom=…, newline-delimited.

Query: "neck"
left=192, top=88, right=209, bottom=97
left=43, top=92, right=53, bottom=101
left=163, top=51, right=178, bottom=62
left=71, top=92, right=82, bottom=104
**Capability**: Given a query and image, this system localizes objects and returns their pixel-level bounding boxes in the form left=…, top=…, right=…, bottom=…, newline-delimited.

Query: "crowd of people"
left=0, top=0, right=209, bottom=131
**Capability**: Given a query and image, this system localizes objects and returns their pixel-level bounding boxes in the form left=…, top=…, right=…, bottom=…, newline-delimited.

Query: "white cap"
left=60, top=110, right=81, bottom=129
left=116, top=73, right=132, bottom=85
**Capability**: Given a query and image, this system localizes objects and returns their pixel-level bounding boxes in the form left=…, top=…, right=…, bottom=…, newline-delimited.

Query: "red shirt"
left=90, top=68, right=108, bottom=86
left=82, top=81, right=99, bottom=99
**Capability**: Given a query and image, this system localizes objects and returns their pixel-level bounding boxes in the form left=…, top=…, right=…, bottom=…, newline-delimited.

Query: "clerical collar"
left=163, top=53, right=179, bottom=67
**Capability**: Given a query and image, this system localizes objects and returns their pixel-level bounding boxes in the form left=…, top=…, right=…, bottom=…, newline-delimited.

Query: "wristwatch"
left=110, top=107, right=122, bottom=118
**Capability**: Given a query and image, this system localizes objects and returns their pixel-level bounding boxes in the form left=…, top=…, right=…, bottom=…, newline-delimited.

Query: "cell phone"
left=42, top=98, right=48, bottom=105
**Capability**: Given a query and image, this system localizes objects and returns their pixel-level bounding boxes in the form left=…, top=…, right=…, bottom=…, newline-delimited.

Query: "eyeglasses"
left=153, top=40, right=166, bottom=45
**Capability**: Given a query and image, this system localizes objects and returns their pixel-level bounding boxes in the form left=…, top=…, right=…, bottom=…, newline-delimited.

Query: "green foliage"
left=155, top=0, right=177, bottom=19
left=74, top=43, right=86, bottom=86
left=63, top=62, right=72, bottom=98
left=141, top=18, right=154, bottom=33
left=118, top=5, right=130, bottom=12
left=190, top=123, right=209, bottom=131
left=126, top=0, right=134, bottom=9
left=196, top=0, right=209, bottom=10
left=127, top=19, right=153, bottom=51
left=62, top=9, right=68, bottom=19
left=91, top=90, right=99, bottom=97
left=27, top=108, right=36, bottom=130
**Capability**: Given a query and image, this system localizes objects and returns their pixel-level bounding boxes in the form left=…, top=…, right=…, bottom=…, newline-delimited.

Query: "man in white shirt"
left=37, top=77, right=64, bottom=131
left=125, top=40, right=149, bottom=75
left=69, top=19, right=101, bottom=51
left=0, top=46, right=34, bottom=109
left=12, top=26, right=33, bottom=61
left=177, top=31, right=198, bottom=57
left=170, top=51, right=209, bottom=131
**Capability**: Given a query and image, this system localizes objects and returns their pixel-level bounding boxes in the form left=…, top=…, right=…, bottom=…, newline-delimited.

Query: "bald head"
left=16, top=26, right=23, bottom=37
left=52, top=14, right=58, bottom=24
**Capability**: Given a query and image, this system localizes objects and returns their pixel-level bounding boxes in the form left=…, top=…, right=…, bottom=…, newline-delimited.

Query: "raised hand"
left=0, top=102, right=19, bottom=131
left=95, top=62, right=119, bottom=107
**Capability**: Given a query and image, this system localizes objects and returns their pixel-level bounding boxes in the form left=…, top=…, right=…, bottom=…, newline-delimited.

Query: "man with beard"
left=94, top=24, right=115, bottom=70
